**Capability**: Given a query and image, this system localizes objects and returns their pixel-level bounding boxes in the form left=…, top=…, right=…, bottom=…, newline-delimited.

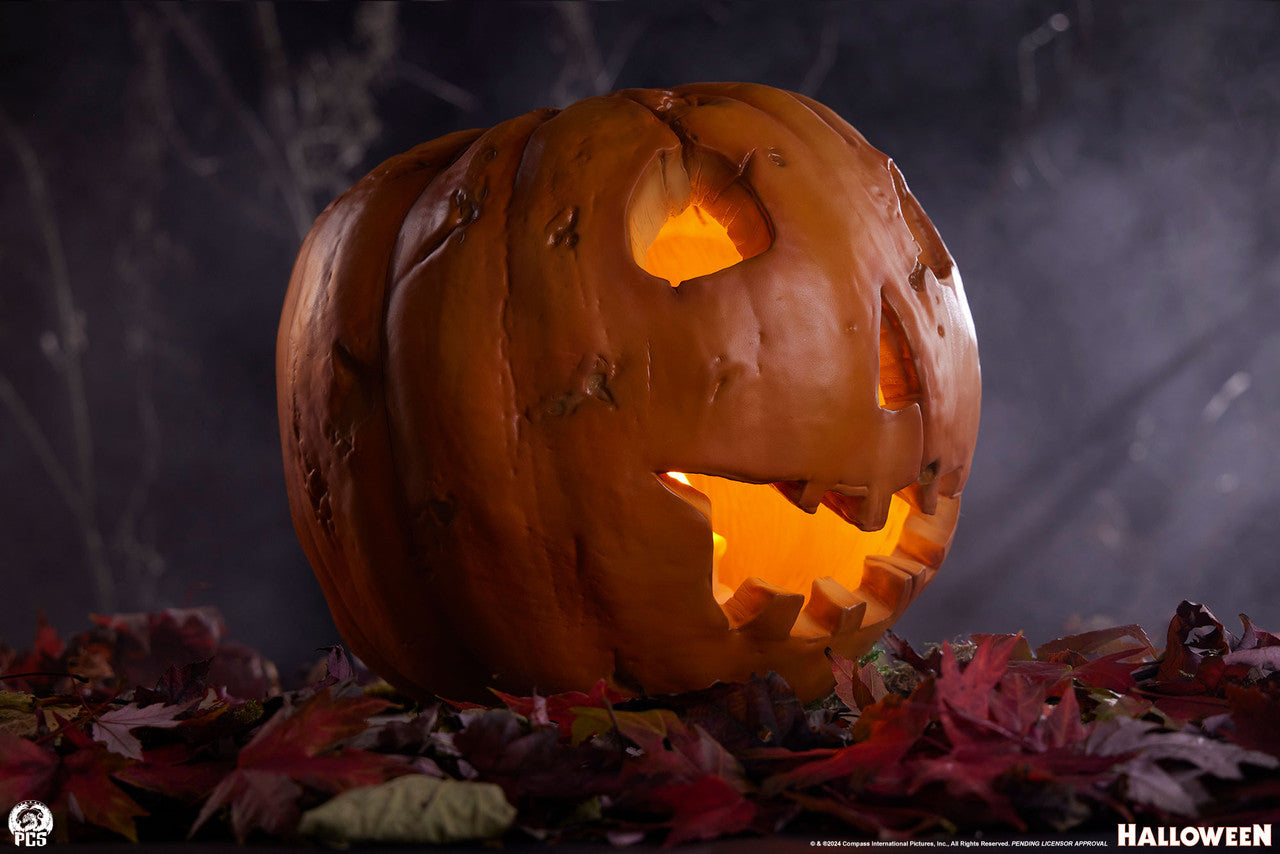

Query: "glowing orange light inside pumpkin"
left=643, top=205, right=745, bottom=287
left=646, top=206, right=912, bottom=610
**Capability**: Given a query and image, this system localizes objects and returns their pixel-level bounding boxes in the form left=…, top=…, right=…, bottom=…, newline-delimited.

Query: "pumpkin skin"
left=277, top=83, right=980, bottom=702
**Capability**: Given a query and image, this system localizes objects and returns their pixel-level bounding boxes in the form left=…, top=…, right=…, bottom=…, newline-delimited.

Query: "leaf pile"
left=1, top=600, right=1277, bottom=844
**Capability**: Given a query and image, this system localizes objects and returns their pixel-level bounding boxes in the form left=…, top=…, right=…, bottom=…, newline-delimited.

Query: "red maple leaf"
left=0, top=731, right=58, bottom=804
left=135, top=658, right=213, bottom=706
left=1, top=614, right=69, bottom=693
left=190, top=689, right=405, bottom=841
left=1040, top=683, right=1087, bottom=750
left=1067, top=648, right=1150, bottom=693
left=113, top=743, right=231, bottom=803
left=492, top=679, right=624, bottom=739
left=648, top=773, right=757, bottom=845
left=1225, top=685, right=1280, bottom=758
left=905, top=748, right=1029, bottom=828
left=763, top=682, right=934, bottom=793
left=2, top=728, right=154, bottom=841
left=936, top=635, right=1027, bottom=748
left=453, top=708, right=623, bottom=803
left=827, top=647, right=887, bottom=711
left=58, top=745, right=150, bottom=841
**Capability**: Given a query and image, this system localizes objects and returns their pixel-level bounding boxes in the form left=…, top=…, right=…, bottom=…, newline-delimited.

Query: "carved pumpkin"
left=277, top=83, right=980, bottom=702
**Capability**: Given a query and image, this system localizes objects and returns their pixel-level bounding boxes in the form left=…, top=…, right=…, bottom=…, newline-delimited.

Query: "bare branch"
left=252, top=2, right=299, bottom=142
left=799, top=6, right=841, bottom=97
left=601, top=13, right=650, bottom=92
left=0, top=108, right=96, bottom=501
left=0, top=369, right=116, bottom=610
left=0, top=374, right=84, bottom=532
left=127, top=4, right=221, bottom=177
left=156, top=3, right=315, bottom=239
left=396, top=61, right=481, bottom=112
left=557, top=4, right=610, bottom=96
left=126, top=5, right=295, bottom=237
left=1019, top=11, right=1072, bottom=112
left=0, top=108, right=119, bottom=611
left=550, top=3, right=647, bottom=106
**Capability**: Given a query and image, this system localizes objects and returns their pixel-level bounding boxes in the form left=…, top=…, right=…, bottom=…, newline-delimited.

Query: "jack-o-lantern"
left=277, top=83, right=980, bottom=702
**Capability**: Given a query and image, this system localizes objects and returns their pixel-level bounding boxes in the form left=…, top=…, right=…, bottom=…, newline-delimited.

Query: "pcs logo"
left=7, top=801, right=52, bottom=847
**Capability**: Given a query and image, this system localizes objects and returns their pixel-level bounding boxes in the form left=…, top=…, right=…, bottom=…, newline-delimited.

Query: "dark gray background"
left=2, top=1, right=1277, bottom=675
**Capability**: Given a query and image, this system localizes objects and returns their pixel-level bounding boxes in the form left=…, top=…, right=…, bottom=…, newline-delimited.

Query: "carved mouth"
left=656, top=471, right=925, bottom=640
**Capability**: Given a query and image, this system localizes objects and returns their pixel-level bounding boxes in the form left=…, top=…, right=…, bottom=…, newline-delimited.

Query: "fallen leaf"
left=1068, top=648, right=1149, bottom=693
left=623, top=673, right=830, bottom=752
left=763, top=684, right=934, bottom=794
left=0, top=690, right=38, bottom=738
left=59, top=744, right=150, bottom=841
left=0, top=730, right=57, bottom=804
left=190, top=689, right=405, bottom=841
left=972, top=633, right=1036, bottom=661
left=1036, top=624, right=1157, bottom=662
left=827, top=647, right=886, bottom=711
left=92, top=701, right=188, bottom=760
left=135, top=658, right=212, bottom=706
left=1157, top=601, right=1231, bottom=683
left=298, top=773, right=516, bottom=844
left=648, top=773, right=756, bottom=845
left=114, top=742, right=231, bottom=803
left=1225, top=686, right=1280, bottom=758
left=1086, top=716, right=1278, bottom=815
left=936, top=635, right=1025, bottom=748
left=1040, top=684, right=1087, bottom=750
left=454, top=708, right=623, bottom=803
left=197, top=767, right=303, bottom=841
left=904, top=748, right=1028, bottom=829
left=1236, top=614, right=1280, bottom=651
left=492, top=679, right=624, bottom=739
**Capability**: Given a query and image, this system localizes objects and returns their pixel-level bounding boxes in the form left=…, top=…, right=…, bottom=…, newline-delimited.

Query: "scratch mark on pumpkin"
left=710, top=373, right=727, bottom=404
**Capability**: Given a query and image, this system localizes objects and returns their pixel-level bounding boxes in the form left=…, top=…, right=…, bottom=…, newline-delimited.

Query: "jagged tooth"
left=726, top=576, right=805, bottom=637
left=788, top=576, right=864, bottom=639
left=862, top=555, right=925, bottom=613
left=831, top=600, right=869, bottom=637
left=916, top=479, right=940, bottom=515
left=773, top=480, right=829, bottom=514
left=796, top=480, right=830, bottom=514
left=854, top=487, right=892, bottom=531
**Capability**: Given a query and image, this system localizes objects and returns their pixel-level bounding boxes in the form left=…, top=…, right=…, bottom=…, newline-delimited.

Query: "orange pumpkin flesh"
left=641, top=206, right=915, bottom=605
left=277, top=83, right=980, bottom=703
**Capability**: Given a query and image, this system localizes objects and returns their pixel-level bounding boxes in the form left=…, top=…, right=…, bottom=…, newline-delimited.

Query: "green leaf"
left=298, top=774, right=516, bottom=845
left=0, top=691, right=38, bottom=738
left=569, top=706, right=680, bottom=746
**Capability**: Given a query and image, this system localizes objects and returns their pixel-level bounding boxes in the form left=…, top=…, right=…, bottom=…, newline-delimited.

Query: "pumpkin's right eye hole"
left=628, top=150, right=772, bottom=288
left=877, top=297, right=922, bottom=411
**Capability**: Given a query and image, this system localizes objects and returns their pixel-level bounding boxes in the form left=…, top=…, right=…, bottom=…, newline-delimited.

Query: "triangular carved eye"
left=641, top=204, right=741, bottom=287
left=627, top=148, right=772, bottom=288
